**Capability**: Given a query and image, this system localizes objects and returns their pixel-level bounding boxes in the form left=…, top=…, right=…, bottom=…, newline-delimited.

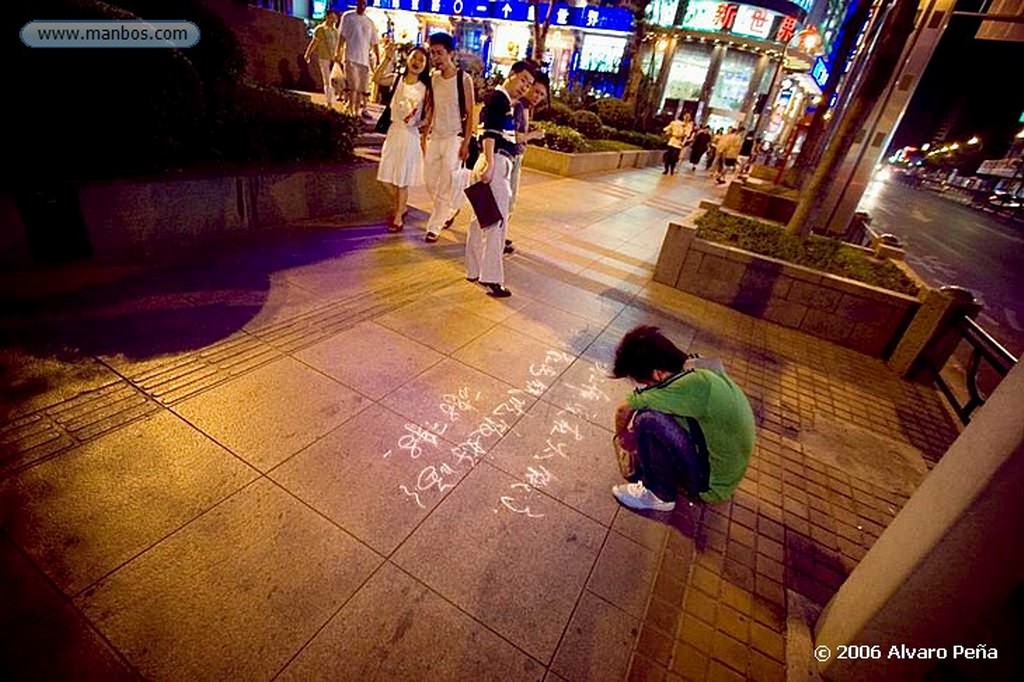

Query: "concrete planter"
left=654, top=209, right=925, bottom=358
left=523, top=145, right=662, bottom=177
left=723, top=180, right=798, bottom=223
left=65, top=162, right=390, bottom=263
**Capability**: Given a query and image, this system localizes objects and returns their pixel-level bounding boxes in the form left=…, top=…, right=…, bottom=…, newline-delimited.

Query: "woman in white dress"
left=375, top=46, right=432, bottom=233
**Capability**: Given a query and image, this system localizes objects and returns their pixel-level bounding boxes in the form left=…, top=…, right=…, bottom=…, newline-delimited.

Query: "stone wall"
left=722, top=180, right=798, bottom=224
left=207, top=0, right=318, bottom=91
left=654, top=212, right=922, bottom=358
left=523, top=146, right=663, bottom=177
left=73, top=163, right=390, bottom=263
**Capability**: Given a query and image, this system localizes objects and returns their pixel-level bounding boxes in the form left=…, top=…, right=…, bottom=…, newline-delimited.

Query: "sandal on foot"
left=425, top=232, right=439, bottom=243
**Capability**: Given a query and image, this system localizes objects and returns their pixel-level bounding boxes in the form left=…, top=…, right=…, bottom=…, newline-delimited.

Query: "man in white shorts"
left=339, top=0, right=379, bottom=119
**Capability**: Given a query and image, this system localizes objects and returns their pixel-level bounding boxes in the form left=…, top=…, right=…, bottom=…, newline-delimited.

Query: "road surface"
left=858, top=172, right=1024, bottom=359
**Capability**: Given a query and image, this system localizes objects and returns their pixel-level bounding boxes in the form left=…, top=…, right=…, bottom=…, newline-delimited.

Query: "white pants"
left=317, top=58, right=335, bottom=107
left=508, top=154, right=523, bottom=218
left=424, top=135, right=463, bottom=235
left=466, top=154, right=513, bottom=285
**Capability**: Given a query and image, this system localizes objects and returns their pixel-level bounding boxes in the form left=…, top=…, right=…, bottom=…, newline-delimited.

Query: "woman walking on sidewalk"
left=376, top=46, right=431, bottom=232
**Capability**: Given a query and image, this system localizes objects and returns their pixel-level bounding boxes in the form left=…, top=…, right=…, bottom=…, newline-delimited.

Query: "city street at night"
left=5, top=0, right=1024, bottom=680
left=858, top=172, right=1024, bottom=357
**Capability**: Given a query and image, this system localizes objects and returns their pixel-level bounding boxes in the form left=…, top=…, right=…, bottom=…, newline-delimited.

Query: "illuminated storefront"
left=325, top=1, right=633, bottom=91
left=644, top=0, right=814, bottom=127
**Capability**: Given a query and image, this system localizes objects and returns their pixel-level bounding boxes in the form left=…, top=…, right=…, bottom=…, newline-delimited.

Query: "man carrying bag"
left=463, top=60, right=536, bottom=298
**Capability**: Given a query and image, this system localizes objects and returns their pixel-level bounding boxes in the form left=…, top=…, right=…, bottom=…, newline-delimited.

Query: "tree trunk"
left=786, top=0, right=919, bottom=237
left=788, top=0, right=874, bottom=190
left=530, top=0, right=555, bottom=62
left=623, top=1, right=652, bottom=104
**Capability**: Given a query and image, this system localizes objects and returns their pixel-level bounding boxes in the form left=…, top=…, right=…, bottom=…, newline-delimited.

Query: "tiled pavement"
left=0, top=166, right=961, bottom=681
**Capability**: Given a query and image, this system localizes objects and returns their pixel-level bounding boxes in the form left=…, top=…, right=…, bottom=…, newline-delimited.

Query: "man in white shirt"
left=339, top=0, right=379, bottom=119
left=303, top=10, right=339, bottom=109
left=423, top=32, right=475, bottom=243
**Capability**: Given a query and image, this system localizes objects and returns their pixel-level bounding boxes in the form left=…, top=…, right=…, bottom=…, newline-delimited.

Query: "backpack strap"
left=456, top=67, right=467, bottom=137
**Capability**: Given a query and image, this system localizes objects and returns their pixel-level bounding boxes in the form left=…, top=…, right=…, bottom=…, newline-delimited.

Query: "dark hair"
left=533, top=71, right=550, bottom=90
left=510, top=60, right=538, bottom=77
left=612, top=326, right=686, bottom=383
left=428, top=32, right=455, bottom=52
left=403, top=46, right=432, bottom=87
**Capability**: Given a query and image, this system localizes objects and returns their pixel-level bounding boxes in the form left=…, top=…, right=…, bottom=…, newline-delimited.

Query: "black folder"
left=464, top=180, right=503, bottom=228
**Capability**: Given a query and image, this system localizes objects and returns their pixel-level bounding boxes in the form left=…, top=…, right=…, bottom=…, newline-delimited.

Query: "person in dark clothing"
left=738, top=131, right=755, bottom=176
left=689, top=125, right=712, bottom=171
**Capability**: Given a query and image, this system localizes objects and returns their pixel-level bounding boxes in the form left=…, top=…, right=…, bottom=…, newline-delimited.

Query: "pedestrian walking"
left=464, top=60, right=537, bottom=298
left=705, top=128, right=722, bottom=170
left=422, top=33, right=476, bottom=243
left=714, top=126, right=744, bottom=185
left=339, top=0, right=379, bottom=120
left=375, top=46, right=431, bottom=233
left=610, top=325, right=755, bottom=512
left=737, top=129, right=755, bottom=177
left=688, top=125, right=712, bottom=172
left=505, top=70, right=549, bottom=254
left=303, top=10, right=340, bottom=109
left=662, top=113, right=692, bottom=175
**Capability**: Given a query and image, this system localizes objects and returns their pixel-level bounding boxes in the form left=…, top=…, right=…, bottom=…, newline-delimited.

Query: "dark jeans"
left=664, top=147, right=681, bottom=173
left=634, top=410, right=710, bottom=502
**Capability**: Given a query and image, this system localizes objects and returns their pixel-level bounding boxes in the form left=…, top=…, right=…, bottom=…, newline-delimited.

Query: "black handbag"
left=374, top=105, right=392, bottom=134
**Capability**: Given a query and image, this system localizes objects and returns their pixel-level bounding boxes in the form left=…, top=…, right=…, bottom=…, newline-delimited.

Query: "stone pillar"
left=653, top=37, right=680, bottom=113
left=740, top=54, right=769, bottom=128
left=815, top=360, right=1024, bottom=680
left=697, top=45, right=726, bottom=125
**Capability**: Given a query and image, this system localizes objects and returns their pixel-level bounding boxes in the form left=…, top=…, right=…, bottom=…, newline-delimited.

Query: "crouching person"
left=610, top=326, right=755, bottom=511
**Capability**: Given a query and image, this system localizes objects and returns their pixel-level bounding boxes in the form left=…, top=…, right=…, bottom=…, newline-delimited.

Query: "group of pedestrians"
left=661, top=115, right=755, bottom=184
left=303, top=0, right=379, bottom=119
left=373, top=32, right=549, bottom=299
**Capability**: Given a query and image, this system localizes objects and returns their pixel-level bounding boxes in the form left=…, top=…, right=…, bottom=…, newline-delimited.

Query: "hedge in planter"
left=695, top=208, right=919, bottom=296
left=531, top=122, right=590, bottom=153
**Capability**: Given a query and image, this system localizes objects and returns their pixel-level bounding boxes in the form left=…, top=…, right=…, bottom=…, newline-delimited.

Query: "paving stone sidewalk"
left=0, top=166, right=961, bottom=681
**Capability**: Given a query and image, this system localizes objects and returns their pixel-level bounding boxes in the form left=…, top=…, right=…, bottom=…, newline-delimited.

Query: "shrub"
left=3, top=0, right=206, bottom=183
left=569, top=110, right=604, bottom=139
left=604, top=128, right=665, bottom=150
left=588, top=139, right=642, bottom=152
left=531, top=122, right=590, bottom=153
left=216, top=85, right=358, bottom=165
left=1, top=0, right=357, bottom=185
left=534, top=100, right=574, bottom=126
left=694, top=208, right=919, bottom=296
left=592, top=98, right=634, bottom=130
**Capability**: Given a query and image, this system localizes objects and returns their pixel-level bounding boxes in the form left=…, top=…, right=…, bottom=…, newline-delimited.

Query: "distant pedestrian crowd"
left=661, top=113, right=757, bottom=185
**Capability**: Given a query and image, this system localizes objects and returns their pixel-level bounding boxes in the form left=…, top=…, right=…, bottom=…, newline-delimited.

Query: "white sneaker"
left=612, top=482, right=676, bottom=512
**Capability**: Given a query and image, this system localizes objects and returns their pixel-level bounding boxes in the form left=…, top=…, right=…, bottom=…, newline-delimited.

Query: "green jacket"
left=627, top=367, right=755, bottom=503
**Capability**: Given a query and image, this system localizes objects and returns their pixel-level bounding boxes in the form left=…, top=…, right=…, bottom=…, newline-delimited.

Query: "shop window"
left=663, top=43, right=712, bottom=106
left=710, top=50, right=757, bottom=112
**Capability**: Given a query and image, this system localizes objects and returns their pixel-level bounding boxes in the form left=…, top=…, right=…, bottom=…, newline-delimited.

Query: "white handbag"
left=449, top=165, right=473, bottom=211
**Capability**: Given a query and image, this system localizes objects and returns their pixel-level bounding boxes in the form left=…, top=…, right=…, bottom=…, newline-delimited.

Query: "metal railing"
left=928, top=315, right=1018, bottom=425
